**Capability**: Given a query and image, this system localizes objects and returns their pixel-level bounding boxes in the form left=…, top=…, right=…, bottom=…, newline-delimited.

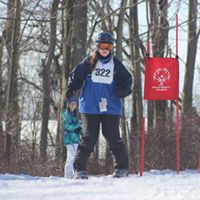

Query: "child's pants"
left=64, top=144, right=78, bottom=178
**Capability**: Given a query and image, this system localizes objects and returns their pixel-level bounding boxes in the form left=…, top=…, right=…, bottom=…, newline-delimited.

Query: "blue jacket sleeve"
left=66, top=57, right=89, bottom=97
left=114, top=58, right=133, bottom=98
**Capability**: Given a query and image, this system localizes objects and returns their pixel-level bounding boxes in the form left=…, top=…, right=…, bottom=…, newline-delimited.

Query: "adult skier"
left=66, top=32, right=132, bottom=179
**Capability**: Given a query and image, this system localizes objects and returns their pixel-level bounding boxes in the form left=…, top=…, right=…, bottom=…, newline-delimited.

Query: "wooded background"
left=0, top=0, right=200, bottom=176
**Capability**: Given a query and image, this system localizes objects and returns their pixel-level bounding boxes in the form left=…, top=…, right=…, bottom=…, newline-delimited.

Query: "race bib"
left=91, top=59, right=114, bottom=84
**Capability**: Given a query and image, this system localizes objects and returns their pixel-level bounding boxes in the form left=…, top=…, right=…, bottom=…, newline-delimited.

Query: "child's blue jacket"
left=61, top=109, right=81, bottom=145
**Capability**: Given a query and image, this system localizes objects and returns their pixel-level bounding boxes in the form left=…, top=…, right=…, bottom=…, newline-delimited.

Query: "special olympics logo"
left=153, top=67, right=170, bottom=86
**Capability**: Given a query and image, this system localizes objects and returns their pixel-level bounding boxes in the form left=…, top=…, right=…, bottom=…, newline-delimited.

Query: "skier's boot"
left=112, top=169, right=128, bottom=178
left=73, top=170, right=88, bottom=179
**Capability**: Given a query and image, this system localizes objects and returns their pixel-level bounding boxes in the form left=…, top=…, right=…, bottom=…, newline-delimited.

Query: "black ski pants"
left=73, top=114, right=128, bottom=171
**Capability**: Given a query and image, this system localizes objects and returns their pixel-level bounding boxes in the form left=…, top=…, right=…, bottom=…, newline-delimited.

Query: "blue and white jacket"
left=66, top=56, right=132, bottom=115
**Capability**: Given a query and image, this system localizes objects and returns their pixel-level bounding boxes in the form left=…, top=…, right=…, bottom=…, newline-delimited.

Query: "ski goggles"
left=97, top=43, right=113, bottom=51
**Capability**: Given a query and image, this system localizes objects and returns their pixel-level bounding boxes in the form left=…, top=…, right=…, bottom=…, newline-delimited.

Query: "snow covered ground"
left=0, top=170, right=199, bottom=200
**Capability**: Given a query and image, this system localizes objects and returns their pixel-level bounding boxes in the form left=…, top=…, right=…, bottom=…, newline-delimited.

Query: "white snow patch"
left=0, top=170, right=200, bottom=200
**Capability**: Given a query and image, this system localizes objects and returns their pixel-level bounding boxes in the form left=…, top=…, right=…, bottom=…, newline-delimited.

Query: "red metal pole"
left=175, top=14, right=180, bottom=174
left=140, top=117, right=145, bottom=176
left=176, top=100, right=180, bottom=174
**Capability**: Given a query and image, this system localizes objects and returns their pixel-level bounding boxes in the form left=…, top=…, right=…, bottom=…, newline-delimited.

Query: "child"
left=61, top=96, right=81, bottom=178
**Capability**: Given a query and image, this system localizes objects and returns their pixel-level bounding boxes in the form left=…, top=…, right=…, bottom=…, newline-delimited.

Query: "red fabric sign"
left=144, top=57, right=179, bottom=100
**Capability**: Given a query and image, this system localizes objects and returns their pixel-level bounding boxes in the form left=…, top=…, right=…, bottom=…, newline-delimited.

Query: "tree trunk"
left=71, top=0, right=87, bottom=67
left=4, top=0, right=21, bottom=168
left=0, top=37, right=4, bottom=156
left=116, top=0, right=127, bottom=61
left=149, top=0, right=169, bottom=126
left=40, top=0, right=60, bottom=161
left=154, top=0, right=168, bottom=123
left=147, top=0, right=159, bottom=129
left=130, top=0, right=143, bottom=129
left=62, top=0, right=73, bottom=78
left=129, top=0, right=143, bottom=173
left=3, top=0, right=14, bottom=168
left=55, top=0, right=74, bottom=163
left=40, top=58, right=50, bottom=161
left=148, top=0, right=170, bottom=169
left=182, top=0, right=198, bottom=113
left=181, top=0, right=198, bottom=169
left=115, top=0, right=128, bottom=155
left=0, top=37, right=3, bottom=135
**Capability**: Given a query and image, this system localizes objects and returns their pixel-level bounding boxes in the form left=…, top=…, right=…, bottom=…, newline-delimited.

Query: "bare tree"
left=181, top=0, right=199, bottom=169
left=0, top=36, right=4, bottom=169
left=129, top=0, right=143, bottom=129
left=115, top=0, right=128, bottom=157
left=148, top=0, right=169, bottom=126
left=0, top=36, right=3, bottom=135
left=71, top=0, right=87, bottom=67
left=39, top=0, right=60, bottom=161
left=129, top=0, right=143, bottom=173
left=55, top=0, right=73, bottom=163
left=183, top=0, right=198, bottom=112
left=4, top=0, right=21, bottom=167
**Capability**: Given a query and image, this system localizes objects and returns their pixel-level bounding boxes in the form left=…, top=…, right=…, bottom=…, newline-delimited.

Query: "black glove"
left=65, top=89, right=74, bottom=99
left=116, top=87, right=132, bottom=98
left=75, top=127, right=82, bottom=135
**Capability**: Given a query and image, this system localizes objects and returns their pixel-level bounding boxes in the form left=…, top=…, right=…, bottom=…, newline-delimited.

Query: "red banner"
left=144, top=57, right=179, bottom=100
